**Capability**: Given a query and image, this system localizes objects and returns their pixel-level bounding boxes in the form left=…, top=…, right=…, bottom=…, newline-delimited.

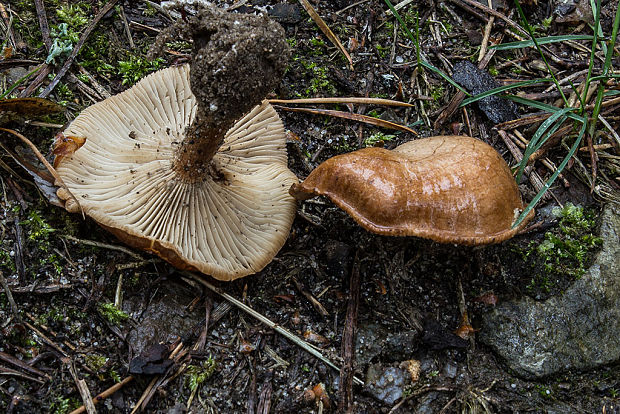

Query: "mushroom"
left=290, top=135, right=534, bottom=245
left=54, top=7, right=297, bottom=280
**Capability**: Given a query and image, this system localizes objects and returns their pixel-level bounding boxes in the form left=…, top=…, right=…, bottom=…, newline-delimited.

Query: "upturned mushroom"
left=54, top=7, right=297, bottom=280
left=290, top=135, right=534, bottom=245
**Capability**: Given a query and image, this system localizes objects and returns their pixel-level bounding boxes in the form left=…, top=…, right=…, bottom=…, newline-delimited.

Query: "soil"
left=1, top=1, right=619, bottom=413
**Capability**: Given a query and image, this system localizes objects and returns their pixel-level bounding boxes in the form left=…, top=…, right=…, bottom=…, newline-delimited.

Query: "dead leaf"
left=52, top=132, right=87, bottom=168
left=454, top=311, right=479, bottom=340
left=0, top=98, right=64, bottom=125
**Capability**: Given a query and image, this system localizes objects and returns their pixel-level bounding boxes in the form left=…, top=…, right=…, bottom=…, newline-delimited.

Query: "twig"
left=0, top=127, right=81, bottom=215
left=292, top=276, right=329, bottom=317
left=298, top=0, right=353, bottom=70
left=131, top=341, right=185, bottom=413
left=69, top=376, right=134, bottom=414
left=269, top=97, right=414, bottom=107
left=0, top=366, right=46, bottom=384
left=273, top=106, right=418, bottom=135
left=39, top=0, right=119, bottom=98
left=0, top=351, right=49, bottom=380
left=0, top=270, right=21, bottom=321
left=478, top=0, right=495, bottom=62
left=181, top=271, right=365, bottom=386
left=62, top=235, right=144, bottom=260
left=451, top=0, right=528, bottom=38
left=118, top=5, right=135, bottom=49
left=67, top=360, right=97, bottom=414
left=23, top=321, right=68, bottom=357
left=34, top=0, right=52, bottom=50
left=336, top=0, right=372, bottom=14
left=339, top=254, right=361, bottom=412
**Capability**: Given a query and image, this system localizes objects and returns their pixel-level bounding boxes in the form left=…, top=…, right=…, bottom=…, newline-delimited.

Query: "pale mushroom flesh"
left=56, top=65, right=298, bottom=280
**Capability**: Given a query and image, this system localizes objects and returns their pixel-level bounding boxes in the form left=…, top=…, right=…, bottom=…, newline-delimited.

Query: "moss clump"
left=185, top=357, right=217, bottom=392
left=98, top=302, right=130, bottom=324
left=525, top=203, right=602, bottom=293
left=117, top=54, right=165, bottom=86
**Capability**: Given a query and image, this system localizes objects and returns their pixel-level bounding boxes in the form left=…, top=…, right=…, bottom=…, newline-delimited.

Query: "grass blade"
left=461, top=78, right=551, bottom=106
left=513, top=120, right=587, bottom=228
left=515, top=107, right=575, bottom=182
left=490, top=34, right=594, bottom=50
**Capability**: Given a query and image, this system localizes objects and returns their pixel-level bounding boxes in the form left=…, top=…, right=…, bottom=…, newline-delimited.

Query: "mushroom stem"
left=158, top=6, right=290, bottom=181
left=173, top=120, right=232, bottom=180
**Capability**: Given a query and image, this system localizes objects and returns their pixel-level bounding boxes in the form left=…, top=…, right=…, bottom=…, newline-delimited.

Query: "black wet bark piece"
left=452, top=60, right=519, bottom=124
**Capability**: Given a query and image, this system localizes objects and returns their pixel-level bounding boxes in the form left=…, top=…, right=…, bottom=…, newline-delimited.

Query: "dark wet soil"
left=1, top=0, right=619, bottom=413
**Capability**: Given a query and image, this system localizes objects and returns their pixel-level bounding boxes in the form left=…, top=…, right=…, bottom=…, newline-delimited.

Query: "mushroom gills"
left=290, top=135, right=534, bottom=245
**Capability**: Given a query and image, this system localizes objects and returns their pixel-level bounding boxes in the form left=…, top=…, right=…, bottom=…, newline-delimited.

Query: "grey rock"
left=480, top=205, right=620, bottom=378
left=356, top=323, right=419, bottom=365
left=365, top=364, right=410, bottom=405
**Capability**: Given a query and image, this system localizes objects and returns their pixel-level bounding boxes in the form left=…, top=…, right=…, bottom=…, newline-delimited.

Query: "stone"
left=480, top=205, right=620, bottom=378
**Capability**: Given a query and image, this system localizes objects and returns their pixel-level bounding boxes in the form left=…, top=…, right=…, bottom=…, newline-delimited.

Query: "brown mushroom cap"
left=290, top=135, right=534, bottom=245
left=56, top=65, right=298, bottom=280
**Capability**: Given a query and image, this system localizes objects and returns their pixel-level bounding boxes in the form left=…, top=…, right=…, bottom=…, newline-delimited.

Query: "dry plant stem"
left=131, top=342, right=184, bottom=413
left=0, top=128, right=81, bottom=213
left=269, top=97, right=414, bottom=107
left=63, top=235, right=144, bottom=260
left=69, top=376, right=134, bottom=414
left=298, top=0, right=353, bottom=69
left=497, top=129, right=549, bottom=199
left=182, top=271, right=365, bottom=386
left=274, top=106, right=417, bottom=135
left=40, top=0, right=119, bottom=98
left=339, top=255, right=361, bottom=412
left=292, top=276, right=329, bottom=317
left=0, top=270, right=20, bottom=321
left=67, top=361, right=96, bottom=414
left=478, top=0, right=495, bottom=62
left=34, top=0, right=51, bottom=50
left=0, top=351, right=49, bottom=380
left=453, top=0, right=528, bottom=38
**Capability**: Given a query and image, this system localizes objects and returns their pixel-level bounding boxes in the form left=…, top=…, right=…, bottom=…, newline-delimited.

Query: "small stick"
left=40, top=0, right=119, bottom=98
left=269, top=97, right=414, bottom=107
left=452, top=0, right=528, bottom=38
left=478, top=0, right=495, bottom=62
left=0, top=351, right=49, bottom=380
left=62, top=235, right=143, bottom=260
left=339, top=254, right=361, bottom=412
left=0, top=270, right=21, bottom=322
left=69, top=376, right=134, bottom=414
left=0, top=128, right=80, bottom=211
left=292, top=276, right=329, bottom=317
left=34, top=0, right=52, bottom=50
left=68, top=360, right=97, bottom=414
left=298, top=0, right=353, bottom=70
left=118, top=5, right=135, bottom=49
left=182, top=271, right=365, bottom=386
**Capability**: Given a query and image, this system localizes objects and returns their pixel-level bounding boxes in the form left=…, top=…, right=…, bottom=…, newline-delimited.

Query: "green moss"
left=50, top=396, right=80, bottom=414
left=185, top=357, right=217, bottom=392
left=56, top=4, right=90, bottom=30
left=293, top=59, right=336, bottom=97
left=375, top=44, right=389, bottom=58
left=364, top=132, right=396, bottom=147
left=85, top=354, right=108, bottom=372
left=98, top=303, right=130, bottom=324
left=117, top=54, right=165, bottom=86
left=21, top=210, right=55, bottom=247
left=79, top=32, right=116, bottom=76
left=525, top=203, right=602, bottom=293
